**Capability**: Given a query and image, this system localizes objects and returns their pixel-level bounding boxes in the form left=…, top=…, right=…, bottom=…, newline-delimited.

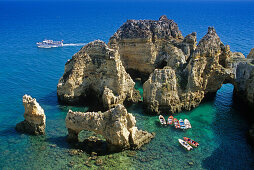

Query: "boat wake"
left=63, top=43, right=86, bottom=47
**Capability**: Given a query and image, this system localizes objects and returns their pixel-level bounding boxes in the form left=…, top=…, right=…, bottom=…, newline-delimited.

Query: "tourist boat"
left=178, top=139, right=193, bottom=151
left=184, top=119, right=192, bottom=129
left=159, top=115, right=167, bottom=125
left=36, top=39, right=63, bottom=48
left=179, top=119, right=186, bottom=129
left=174, top=118, right=180, bottom=129
left=183, top=137, right=199, bottom=147
left=167, top=116, right=174, bottom=125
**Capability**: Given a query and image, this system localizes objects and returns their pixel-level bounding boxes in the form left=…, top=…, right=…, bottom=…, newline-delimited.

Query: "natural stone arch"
left=65, top=104, right=155, bottom=151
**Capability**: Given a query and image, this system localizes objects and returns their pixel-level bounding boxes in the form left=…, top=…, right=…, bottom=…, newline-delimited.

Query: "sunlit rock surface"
left=108, top=15, right=196, bottom=79
left=57, top=40, right=141, bottom=109
left=15, top=95, right=46, bottom=135
left=65, top=104, right=155, bottom=150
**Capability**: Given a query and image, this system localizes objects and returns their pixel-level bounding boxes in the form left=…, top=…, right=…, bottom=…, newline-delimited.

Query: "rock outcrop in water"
left=143, top=27, right=236, bottom=114
left=247, top=48, right=254, bottom=59
left=232, top=52, right=254, bottom=107
left=108, top=15, right=196, bottom=80
left=15, top=95, right=46, bottom=135
left=58, top=15, right=254, bottom=115
left=57, top=40, right=141, bottom=109
left=65, top=104, right=155, bottom=150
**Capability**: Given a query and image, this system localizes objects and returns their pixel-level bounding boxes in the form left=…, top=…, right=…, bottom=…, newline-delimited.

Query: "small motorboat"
left=174, top=118, right=180, bottom=129
left=184, top=119, right=192, bottom=129
left=179, top=119, right=186, bottom=129
left=178, top=139, right=193, bottom=151
left=183, top=137, right=199, bottom=147
left=159, top=115, right=167, bottom=125
left=167, top=116, right=174, bottom=125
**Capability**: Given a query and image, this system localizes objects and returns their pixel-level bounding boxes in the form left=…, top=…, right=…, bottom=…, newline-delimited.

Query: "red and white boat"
left=167, top=116, right=174, bottom=125
left=174, top=118, right=180, bottom=129
left=183, top=137, right=199, bottom=147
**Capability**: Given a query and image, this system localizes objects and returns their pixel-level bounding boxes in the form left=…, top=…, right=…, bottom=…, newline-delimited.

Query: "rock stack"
left=16, top=95, right=46, bottom=135
left=57, top=40, right=141, bottom=109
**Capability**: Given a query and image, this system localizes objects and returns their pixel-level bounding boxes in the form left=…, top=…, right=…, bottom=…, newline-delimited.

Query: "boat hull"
left=178, top=139, right=192, bottom=151
left=167, top=116, right=174, bottom=125
left=159, top=115, right=167, bottom=125
left=183, top=137, right=199, bottom=147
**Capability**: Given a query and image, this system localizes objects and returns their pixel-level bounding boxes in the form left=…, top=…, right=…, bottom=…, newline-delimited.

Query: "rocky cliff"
left=108, top=15, right=196, bottom=80
left=232, top=57, right=254, bottom=107
left=247, top=48, right=254, bottom=59
left=16, top=95, right=46, bottom=135
left=65, top=104, right=155, bottom=150
left=57, top=40, right=141, bottom=109
left=143, top=27, right=237, bottom=114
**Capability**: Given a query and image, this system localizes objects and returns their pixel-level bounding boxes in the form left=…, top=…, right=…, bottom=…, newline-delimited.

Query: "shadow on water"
left=202, top=143, right=254, bottom=170
left=0, top=127, right=17, bottom=137
left=46, top=136, right=70, bottom=149
left=47, top=132, right=121, bottom=156
left=38, top=90, right=58, bottom=107
left=202, top=84, right=254, bottom=169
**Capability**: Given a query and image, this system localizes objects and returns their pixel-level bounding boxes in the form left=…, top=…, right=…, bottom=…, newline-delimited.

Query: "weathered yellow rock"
left=109, top=16, right=196, bottom=79
left=16, top=95, right=46, bottom=135
left=143, top=27, right=235, bottom=114
left=65, top=104, right=155, bottom=150
left=247, top=48, right=254, bottom=59
left=57, top=40, right=141, bottom=109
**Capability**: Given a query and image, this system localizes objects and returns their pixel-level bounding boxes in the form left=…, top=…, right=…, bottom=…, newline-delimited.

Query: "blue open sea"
left=0, top=0, right=254, bottom=169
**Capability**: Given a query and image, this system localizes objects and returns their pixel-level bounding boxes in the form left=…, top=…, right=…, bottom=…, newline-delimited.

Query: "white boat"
left=178, top=139, right=192, bottom=151
left=179, top=119, right=186, bottom=129
left=159, top=115, right=167, bottom=125
left=184, top=119, right=192, bottom=129
left=36, top=39, right=63, bottom=48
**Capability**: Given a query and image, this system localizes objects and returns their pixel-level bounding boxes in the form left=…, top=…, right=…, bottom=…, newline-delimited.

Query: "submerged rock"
left=65, top=104, right=155, bottom=150
left=15, top=95, right=46, bottom=135
left=95, top=158, right=103, bottom=166
left=109, top=15, right=196, bottom=80
left=57, top=40, right=141, bottom=109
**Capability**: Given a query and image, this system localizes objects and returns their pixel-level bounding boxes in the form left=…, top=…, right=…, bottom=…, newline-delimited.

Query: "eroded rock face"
left=15, top=95, right=46, bottom=135
left=65, top=104, right=155, bottom=150
left=143, top=67, right=204, bottom=114
left=57, top=40, right=141, bottom=109
left=108, top=16, right=196, bottom=79
left=247, top=48, right=254, bottom=59
left=233, top=57, right=254, bottom=107
left=143, top=27, right=235, bottom=114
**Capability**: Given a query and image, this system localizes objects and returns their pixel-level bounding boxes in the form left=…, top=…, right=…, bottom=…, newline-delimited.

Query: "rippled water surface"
left=0, top=1, right=254, bottom=169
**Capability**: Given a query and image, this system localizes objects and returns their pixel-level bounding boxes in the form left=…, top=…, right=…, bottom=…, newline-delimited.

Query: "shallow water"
left=0, top=1, right=254, bottom=169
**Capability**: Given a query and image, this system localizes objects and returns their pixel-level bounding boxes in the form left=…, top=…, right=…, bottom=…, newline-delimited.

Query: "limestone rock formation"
left=65, top=104, right=155, bottom=150
left=57, top=40, right=141, bottom=109
left=232, top=56, right=254, bottom=107
left=247, top=48, right=254, bottom=59
left=143, top=27, right=235, bottom=114
left=108, top=15, right=196, bottom=79
left=15, top=95, right=46, bottom=135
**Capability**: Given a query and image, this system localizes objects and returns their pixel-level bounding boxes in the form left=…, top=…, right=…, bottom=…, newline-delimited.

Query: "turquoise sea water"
left=0, top=1, right=254, bottom=169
